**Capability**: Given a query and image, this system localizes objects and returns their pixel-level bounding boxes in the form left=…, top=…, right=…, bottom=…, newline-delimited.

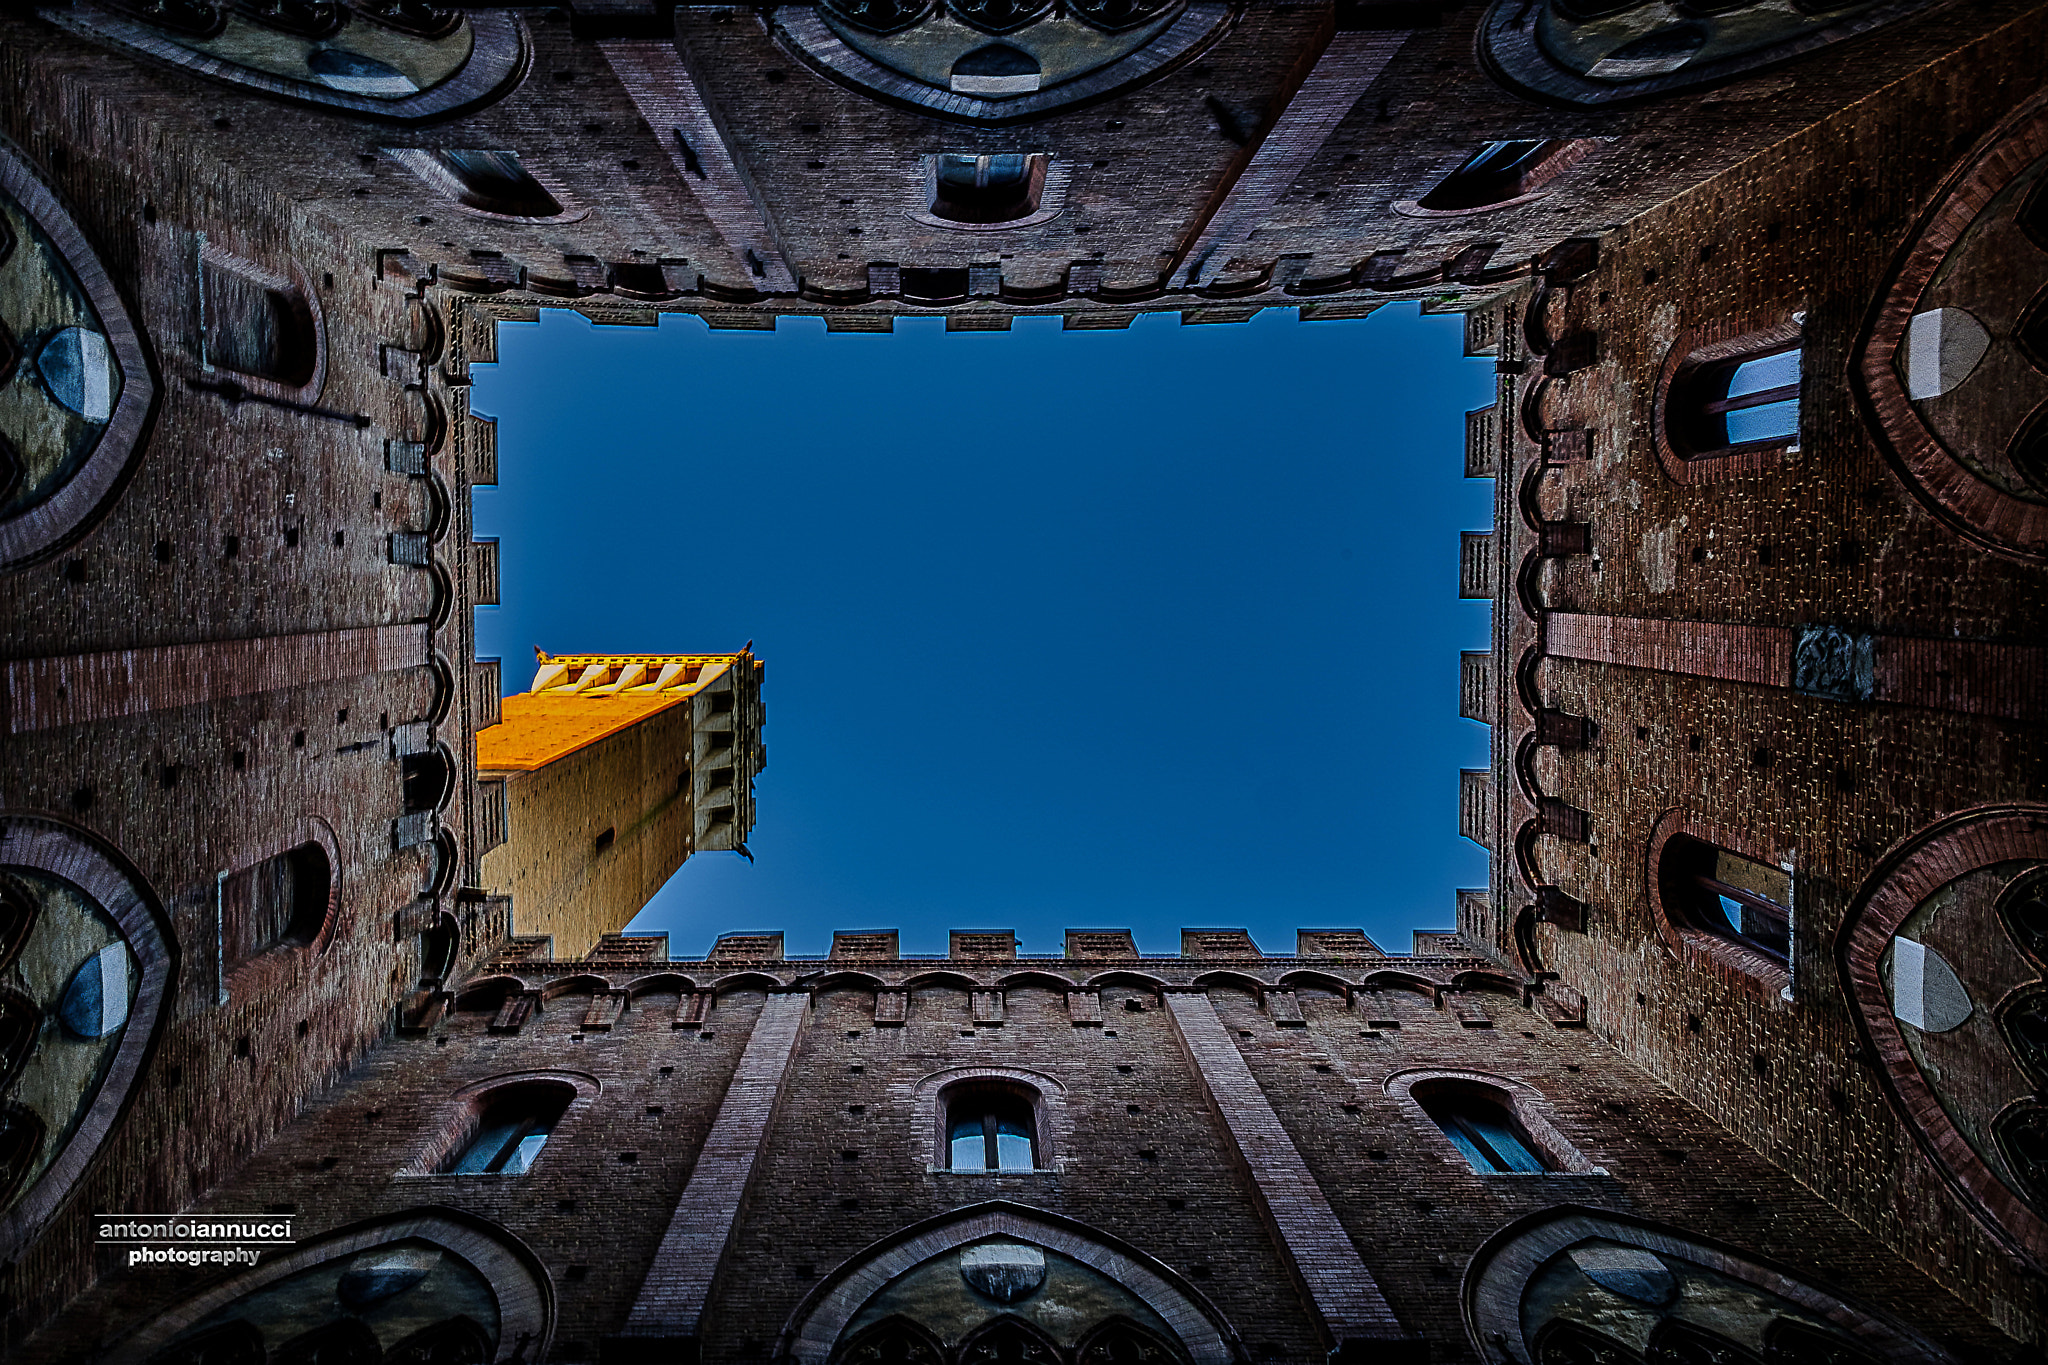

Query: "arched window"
left=1414, top=1083, right=1551, bottom=1173
left=199, top=251, right=320, bottom=390
left=931, top=153, right=1043, bottom=223
left=946, top=1084, right=1037, bottom=1171
left=1660, top=834, right=1791, bottom=964
left=440, top=1084, right=571, bottom=1175
left=1668, top=341, right=1802, bottom=458
left=386, top=149, right=569, bottom=220
left=220, top=842, right=330, bottom=968
left=1413, top=139, right=1585, bottom=214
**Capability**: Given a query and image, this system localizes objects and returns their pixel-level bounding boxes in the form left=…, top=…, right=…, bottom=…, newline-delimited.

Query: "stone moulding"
left=1462, top=1207, right=1958, bottom=1365
left=1855, top=88, right=2048, bottom=564
left=0, top=816, right=172, bottom=1266
left=0, top=136, right=158, bottom=573
left=1837, top=804, right=2048, bottom=1267
left=102, top=1209, right=555, bottom=1364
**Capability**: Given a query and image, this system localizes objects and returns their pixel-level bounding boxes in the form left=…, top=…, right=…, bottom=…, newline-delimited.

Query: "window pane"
left=1716, top=894, right=1747, bottom=937
left=1712, top=850, right=1791, bottom=907
left=1463, top=1111, right=1547, bottom=1172
left=497, top=1130, right=549, bottom=1175
left=994, top=1119, right=1033, bottom=1171
left=936, top=154, right=981, bottom=189
left=949, top=1117, right=987, bottom=1170
left=450, top=1114, right=522, bottom=1173
left=1725, top=398, right=1798, bottom=445
left=983, top=154, right=1028, bottom=187
left=1435, top=1114, right=1496, bottom=1172
left=1726, top=350, right=1799, bottom=399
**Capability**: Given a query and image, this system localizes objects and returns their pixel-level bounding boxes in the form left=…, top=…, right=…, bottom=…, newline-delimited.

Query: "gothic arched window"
left=40, top=2, right=526, bottom=122
left=0, top=143, right=156, bottom=573
left=440, top=1084, right=571, bottom=1175
left=946, top=1084, right=1037, bottom=1171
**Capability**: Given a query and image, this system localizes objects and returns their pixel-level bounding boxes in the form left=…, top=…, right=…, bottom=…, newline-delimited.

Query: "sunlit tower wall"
left=472, top=650, right=766, bottom=958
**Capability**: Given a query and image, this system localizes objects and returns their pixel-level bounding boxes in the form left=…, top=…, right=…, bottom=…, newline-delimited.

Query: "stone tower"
left=475, top=651, right=766, bottom=958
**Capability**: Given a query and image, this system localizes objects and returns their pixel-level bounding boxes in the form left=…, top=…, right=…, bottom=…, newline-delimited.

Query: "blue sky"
left=471, top=305, right=1494, bottom=959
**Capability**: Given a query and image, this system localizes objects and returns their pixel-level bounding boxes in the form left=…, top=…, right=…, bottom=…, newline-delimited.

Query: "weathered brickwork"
left=0, top=0, right=2044, bottom=1361
left=1463, top=9, right=2048, bottom=1347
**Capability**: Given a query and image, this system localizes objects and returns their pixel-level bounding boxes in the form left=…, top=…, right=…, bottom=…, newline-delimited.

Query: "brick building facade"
left=0, top=0, right=2043, bottom=1360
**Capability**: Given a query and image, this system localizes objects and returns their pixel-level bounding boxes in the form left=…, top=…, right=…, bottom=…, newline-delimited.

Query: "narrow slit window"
left=443, top=1086, right=571, bottom=1174
left=1417, top=1088, right=1550, bottom=1173
left=946, top=1088, right=1036, bottom=1171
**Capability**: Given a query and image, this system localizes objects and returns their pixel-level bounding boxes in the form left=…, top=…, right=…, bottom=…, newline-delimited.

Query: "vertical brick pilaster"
left=1163, top=992, right=1417, bottom=1355
left=617, top=992, right=810, bottom=1347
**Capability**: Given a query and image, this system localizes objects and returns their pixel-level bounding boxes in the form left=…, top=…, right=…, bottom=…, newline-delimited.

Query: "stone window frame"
left=914, top=1066, right=1066, bottom=1176
left=905, top=153, right=1070, bottom=232
left=1462, top=1208, right=1957, bottom=1365
left=1838, top=804, right=2048, bottom=1266
left=0, top=817, right=173, bottom=1264
left=380, top=148, right=589, bottom=225
left=1644, top=807, right=1796, bottom=1002
left=1652, top=315, right=1805, bottom=484
left=217, top=816, right=344, bottom=1003
left=106, top=1210, right=554, bottom=1363
left=36, top=6, right=528, bottom=122
left=1386, top=1068, right=1601, bottom=1176
left=398, top=1068, right=599, bottom=1178
left=0, top=140, right=158, bottom=573
left=195, top=239, right=329, bottom=405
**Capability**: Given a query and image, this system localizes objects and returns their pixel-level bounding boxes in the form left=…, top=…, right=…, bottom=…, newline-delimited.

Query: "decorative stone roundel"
left=1855, top=90, right=2048, bottom=562
left=0, top=138, right=156, bottom=572
left=1478, top=0, right=1941, bottom=108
